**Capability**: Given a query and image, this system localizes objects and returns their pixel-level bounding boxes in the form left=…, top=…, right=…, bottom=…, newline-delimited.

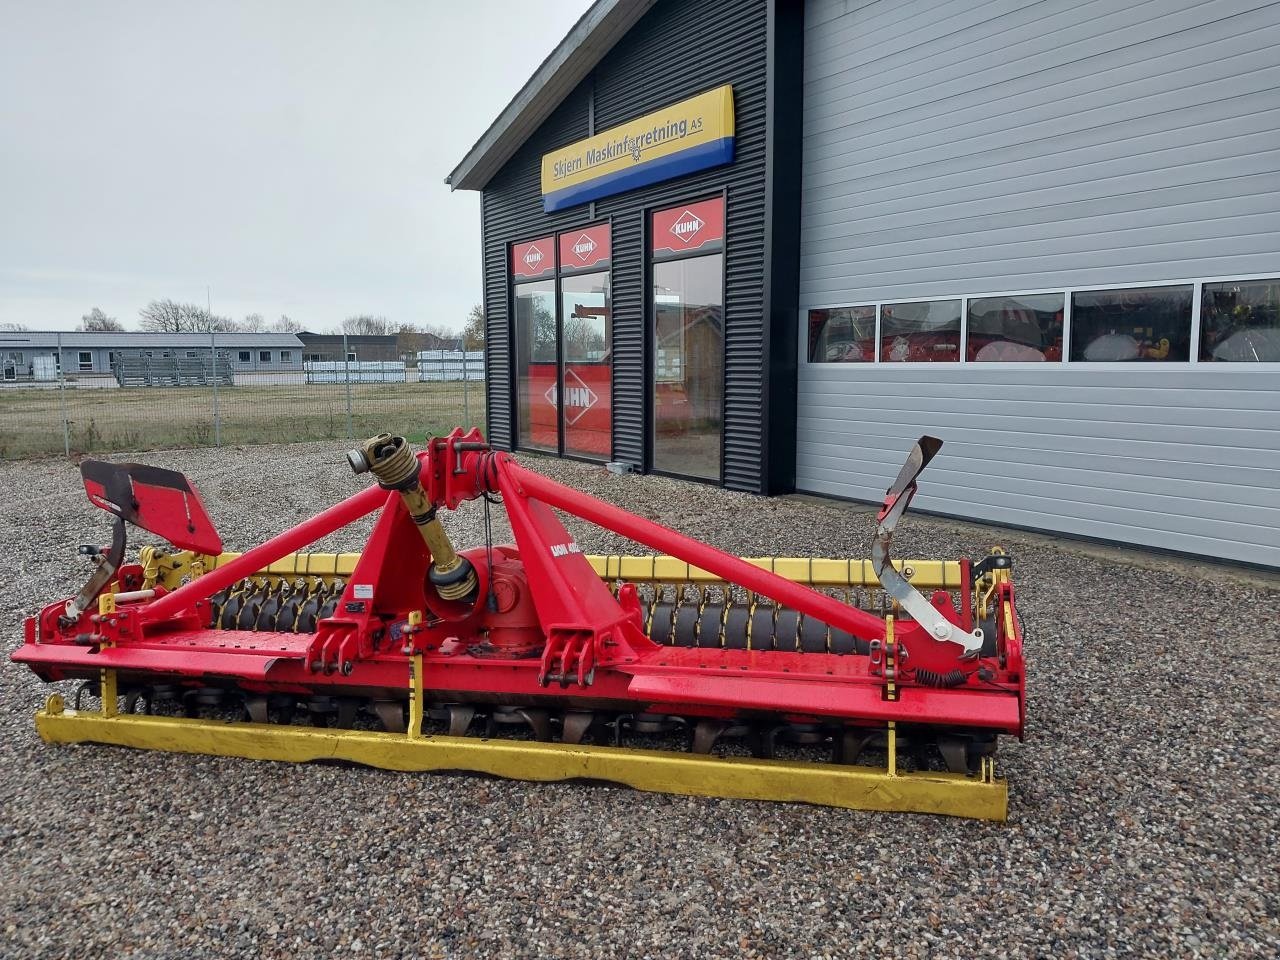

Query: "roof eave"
left=445, top=0, right=658, bottom=192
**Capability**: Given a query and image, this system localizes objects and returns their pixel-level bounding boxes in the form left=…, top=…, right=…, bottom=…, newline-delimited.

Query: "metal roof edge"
left=445, top=0, right=658, bottom=192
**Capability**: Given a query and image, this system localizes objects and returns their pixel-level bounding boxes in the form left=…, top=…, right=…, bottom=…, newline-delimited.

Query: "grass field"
left=0, top=381, right=486, bottom=458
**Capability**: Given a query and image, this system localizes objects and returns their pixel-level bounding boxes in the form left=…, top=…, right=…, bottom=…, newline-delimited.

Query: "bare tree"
left=194, top=310, right=239, bottom=333
left=420, top=322, right=457, bottom=346
left=139, top=299, right=236, bottom=333
left=463, top=304, right=485, bottom=350
left=240, top=312, right=266, bottom=332
left=0, top=322, right=29, bottom=332
left=395, top=322, right=426, bottom=361
left=79, top=308, right=124, bottom=331
left=393, top=322, right=455, bottom=362
left=138, top=299, right=185, bottom=332
left=341, top=315, right=394, bottom=336
left=271, top=314, right=303, bottom=333
left=531, top=303, right=556, bottom=362
left=563, top=314, right=606, bottom=358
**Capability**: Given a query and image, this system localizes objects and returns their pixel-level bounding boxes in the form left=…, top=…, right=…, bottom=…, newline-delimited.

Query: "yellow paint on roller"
left=35, top=698, right=1007, bottom=821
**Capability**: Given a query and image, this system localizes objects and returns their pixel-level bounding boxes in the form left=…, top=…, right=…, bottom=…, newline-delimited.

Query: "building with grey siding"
left=448, top=0, right=1280, bottom=568
left=1, top=331, right=305, bottom=381
left=297, top=332, right=400, bottom=363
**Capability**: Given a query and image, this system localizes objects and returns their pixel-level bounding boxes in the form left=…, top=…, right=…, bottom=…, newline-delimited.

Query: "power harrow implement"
left=13, top=431, right=1025, bottom=820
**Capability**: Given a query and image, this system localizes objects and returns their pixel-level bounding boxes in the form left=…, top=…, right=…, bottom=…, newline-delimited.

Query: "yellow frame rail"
left=142, top=549, right=964, bottom=593
left=34, top=695, right=1007, bottom=821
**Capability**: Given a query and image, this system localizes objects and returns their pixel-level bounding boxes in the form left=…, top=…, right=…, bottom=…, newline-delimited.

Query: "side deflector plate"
left=81, top=460, right=223, bottom=555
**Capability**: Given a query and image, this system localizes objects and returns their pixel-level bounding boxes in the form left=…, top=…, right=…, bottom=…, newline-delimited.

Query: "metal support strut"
left=872, top=436, right=984, bottom=658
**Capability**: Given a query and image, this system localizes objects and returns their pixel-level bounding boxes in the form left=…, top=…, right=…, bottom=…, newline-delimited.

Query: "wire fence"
left=0, top=333, right=485, bottom=460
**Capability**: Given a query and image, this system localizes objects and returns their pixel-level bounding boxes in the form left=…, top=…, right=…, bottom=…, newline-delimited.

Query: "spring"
left=912, top=667, right=968, bottom=688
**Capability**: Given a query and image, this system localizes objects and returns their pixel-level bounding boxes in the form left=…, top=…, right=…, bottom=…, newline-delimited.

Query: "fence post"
left=342, top=333, right=354, bottom=439
left=461, top=340, right=470, bottom=426
left=211, top=332, right=222, bottom=446
left=56, top=331, right=70, bottom=456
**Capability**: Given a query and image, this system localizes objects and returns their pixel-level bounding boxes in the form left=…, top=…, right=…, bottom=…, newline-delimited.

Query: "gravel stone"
left=1, top=440, right=1277, bottom=959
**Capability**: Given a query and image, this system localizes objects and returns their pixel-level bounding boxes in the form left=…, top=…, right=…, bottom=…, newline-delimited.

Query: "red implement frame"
left=16, top=430, right=1025, bottom=738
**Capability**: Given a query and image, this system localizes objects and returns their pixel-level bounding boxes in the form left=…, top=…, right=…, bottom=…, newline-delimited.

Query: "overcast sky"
left=0, top=0, right=592, bottom=332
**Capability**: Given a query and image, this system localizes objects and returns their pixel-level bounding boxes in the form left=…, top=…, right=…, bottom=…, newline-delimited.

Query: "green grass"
left=0, top=381, right=486, bottom=458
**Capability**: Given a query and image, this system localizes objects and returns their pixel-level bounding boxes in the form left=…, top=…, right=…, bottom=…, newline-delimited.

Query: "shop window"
left=511, top=234, right=558, bottom=454
left=880, top=300, right=961, bottom=362
left=650, top=197, right=726, bottom=481
left=78, top=351, right=93, bottom=371
left=808, top=306, right=875, bottom=362
left=559, top=269, right=611, bottom=458
left=238, top=350, right=251, bottom=363
left=510, top=227, right=613, bottom=460
left=513, top=278, right=557, bottom=453
left=556, top=224, right=613, bottom=460
left=1070, top=286, right=1191, bottom=362
left=1199, top=277, right=1280, bottom=362
left=967, top=294, right=1064, bottom=362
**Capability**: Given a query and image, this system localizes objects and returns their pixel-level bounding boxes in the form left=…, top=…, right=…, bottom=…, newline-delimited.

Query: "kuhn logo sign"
left=512, top=236, right=555, bottom=278
left=544, top=368, right=598, bottom=425
left=671, top=210, right=704, bottom=243
left=652, top=198, right=724, bottom=258
left=558, top=225, right=610, bottom=271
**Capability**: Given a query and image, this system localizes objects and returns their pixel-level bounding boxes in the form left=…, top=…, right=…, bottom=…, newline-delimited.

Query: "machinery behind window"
left=13, top=429, right=1025, bottom=820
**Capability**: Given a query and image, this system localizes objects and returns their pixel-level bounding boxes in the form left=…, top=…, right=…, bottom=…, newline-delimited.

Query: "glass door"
left=557, top=224, right=613, bottom=459
left=512, top=227, right=613, bottom=458
left=511, top=236, right=557, bottom=453
left=650, top=198, right=725, bottom=481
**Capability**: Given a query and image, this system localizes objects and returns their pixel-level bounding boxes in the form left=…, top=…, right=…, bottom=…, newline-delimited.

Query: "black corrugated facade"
left=478, top=0, right=802, bottom=494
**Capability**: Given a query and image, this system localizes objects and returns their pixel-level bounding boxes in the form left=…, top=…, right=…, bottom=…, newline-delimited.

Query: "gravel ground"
left=1, top=440, right=1277, bottom=959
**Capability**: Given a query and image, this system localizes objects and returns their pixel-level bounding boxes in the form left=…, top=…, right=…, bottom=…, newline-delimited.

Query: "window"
left=237, top=350, right=251, bottom=363
left=967, top=294, right=1064, bottom=362
left=513, top=277, right=558, bottom=454
left=185, top=351, right=197, bottom=359
left=651, top=198, right=725, bottom=482
left=259, top=350, right=272, bottom=363
left=78, top=351, right=93, bottom=371
left=809, top=306, right=875, bottom=362
left=346, top=352, right=357, bottom=362
left=880, top=300, right=961, bottom=362
left=280, top=350, right=293, bottom=363
left=559, top=270, right=611, bottom=458
left=652, top=254, right=723, bottom=481
left=1200, top=277, right=1280, bottom=362
left=1070, top=286, right=1192, bottom=362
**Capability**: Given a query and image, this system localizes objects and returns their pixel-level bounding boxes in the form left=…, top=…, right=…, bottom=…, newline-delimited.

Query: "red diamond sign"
left=523, top=244, right=545, bottom=270
left=571, top=234, right=596, bottom=261
left=670, top=209, right=704, bottom=244
left=543, top=368, right=598, bottom=425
